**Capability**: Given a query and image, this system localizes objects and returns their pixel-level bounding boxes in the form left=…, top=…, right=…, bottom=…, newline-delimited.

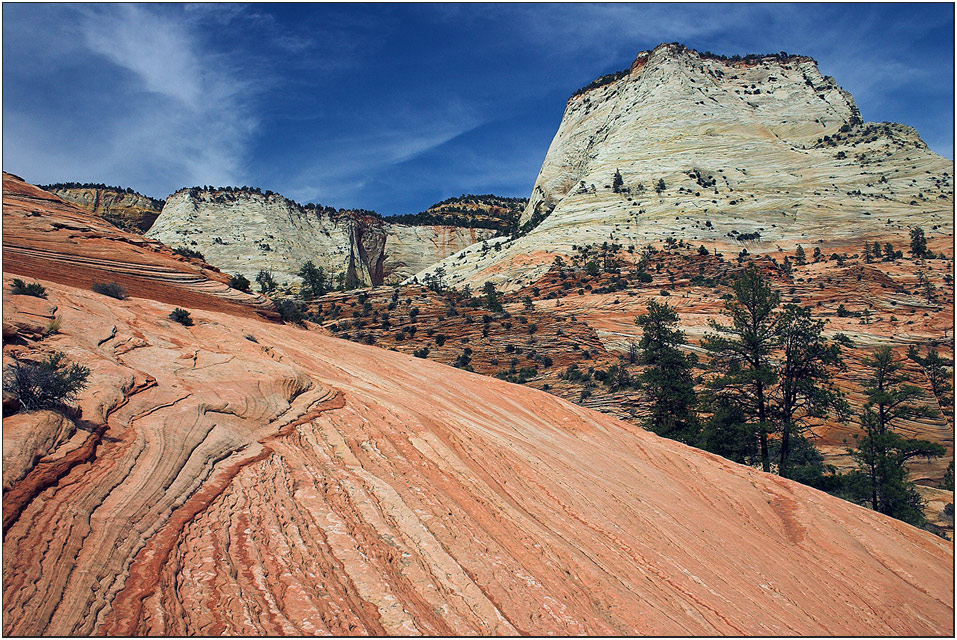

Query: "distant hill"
left=147, top=186, right=501, bottom=287
left=390, top=194, right=527, bottom=234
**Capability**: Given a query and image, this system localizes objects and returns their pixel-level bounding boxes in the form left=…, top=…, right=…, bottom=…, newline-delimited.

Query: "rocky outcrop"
left=2, top=173, right=277, bottom=321
left=390, top=194, right=526, bottom=233
left=148, top=188, right=499, bottom=288
left=3, top=276, right=953, bottom=636
left=422, top=43, right=953, bottom=290
left=41, top=184, right=163, bottom=232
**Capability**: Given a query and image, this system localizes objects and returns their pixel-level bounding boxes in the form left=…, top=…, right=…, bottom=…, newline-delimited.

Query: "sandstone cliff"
left=148, top=188, right=499, bottom=288
left=41, top=183, right=164, bottom=233
left=420, top=43, right=953, bottom=290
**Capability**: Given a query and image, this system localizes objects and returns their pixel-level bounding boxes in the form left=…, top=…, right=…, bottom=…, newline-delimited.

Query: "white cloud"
left=70, top=4, right=258, bottom=192
left=286, top=101, right=484, bottom=205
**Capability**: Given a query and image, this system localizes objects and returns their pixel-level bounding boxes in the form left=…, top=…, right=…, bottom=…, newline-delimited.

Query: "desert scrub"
left=169, top=308, right=194, bottom=326
left=91, top=282, right=127, bottom=300
left=10, top=278, right=47, bottom=298
left=4, top=351, right=90, bottom=412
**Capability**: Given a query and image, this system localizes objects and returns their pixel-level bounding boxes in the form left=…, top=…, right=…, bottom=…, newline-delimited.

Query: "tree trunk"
left=778, top=422, right=790, bottom=477
left=757, top=381, right=770, bottom=472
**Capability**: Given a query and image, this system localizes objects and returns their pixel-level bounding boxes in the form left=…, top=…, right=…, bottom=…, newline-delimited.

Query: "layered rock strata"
left=418, top=43, right=953, bottom=290
left=148, top=188, right=498, bottom=288
left=2, top=276, right=953, bottom=636
left=2, top=173, right=276, bottom=321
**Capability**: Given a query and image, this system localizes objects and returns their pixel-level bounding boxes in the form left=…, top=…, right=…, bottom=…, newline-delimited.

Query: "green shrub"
left=276, top=299, right=306, bottom=325
left=169, top=308, right=193, bottom=326
left=10, top=278, right=47, bottom=298
left=4, top=352, right=90, bottom=412
left=91, top=282, right=127, bottom=300
left=173, top=246, right=206, bottom=261
left=229, top=273, right=251, bottom=292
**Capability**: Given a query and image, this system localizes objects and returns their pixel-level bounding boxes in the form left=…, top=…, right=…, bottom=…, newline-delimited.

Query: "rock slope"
left=40, top=183, right=164, bottom=233
left=148, top=188, right=499, bottom=288
left=3, top=276, right=953, bottom=636
left=421, top=43, right=953, bottom=290
left=303, top=242, right=955, bottom=534
left=1, top=173, right=276, bottom=321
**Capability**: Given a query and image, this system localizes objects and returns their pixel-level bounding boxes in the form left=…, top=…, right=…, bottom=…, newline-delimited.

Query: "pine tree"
left=635, top=300, right=699, bottom=444
left=483, top=281, right=502, bottom=312
left=298, top=261, right=327, bottom=299
left=256, top=269, right=277, bottom=294
left=703, top=264, right=781, bottom=471
left=794, top=245, right=807, bottom=266
left=909, top=226, right=927, bottom=259
left=848, top=347, right=944, bottom=526
left=612, top=169, right=624, bottom=193
left=917, top=270, right=937, bottom=303
left=916, top=346, right=954, bottom=412
left=774, top=305, right=848, bottom=477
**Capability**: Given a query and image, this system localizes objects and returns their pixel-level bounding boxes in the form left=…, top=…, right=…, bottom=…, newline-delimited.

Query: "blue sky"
left=3, top=3, right=953, bottom=214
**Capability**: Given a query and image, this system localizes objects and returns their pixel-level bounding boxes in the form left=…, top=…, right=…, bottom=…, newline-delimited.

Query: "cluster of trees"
left=389, top=211, right=514, bottom=232
left=698, top=49, right=796, bottom=62
left=179, top=186, right=384, bottom=222
left=422, top=266, right=447, bottom=293
left=633, top=264, right=947, bottom=528
left=172, top=246, right=206, bottom=261
left=570, top=67, right=631, bottom=98
left=860, top=227, right=940, bottom=264
left=428, top=193, right=527, bottom=207
left=390, top=195, right=524, bottom=232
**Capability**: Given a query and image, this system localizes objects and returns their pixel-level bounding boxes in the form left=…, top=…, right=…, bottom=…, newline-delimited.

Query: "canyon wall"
left=43, top=185, right=163, bottom=233
left=148, top=189, right=499, bottom=288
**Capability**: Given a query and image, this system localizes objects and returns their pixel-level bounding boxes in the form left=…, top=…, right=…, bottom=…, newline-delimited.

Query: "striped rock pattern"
left=3, top=276, right=953, bottom=636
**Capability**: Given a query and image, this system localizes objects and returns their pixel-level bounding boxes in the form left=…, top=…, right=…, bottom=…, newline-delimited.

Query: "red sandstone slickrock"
left=1, top=284, right=952, bottom=634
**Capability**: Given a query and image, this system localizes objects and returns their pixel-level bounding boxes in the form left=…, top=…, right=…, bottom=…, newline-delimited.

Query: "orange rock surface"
left=2, top=173, right=277, bottom=321
left=3, top=277, right=954, bottom=635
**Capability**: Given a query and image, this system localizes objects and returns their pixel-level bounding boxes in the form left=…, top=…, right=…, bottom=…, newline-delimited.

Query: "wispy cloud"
left=286, top=103, right=484, bottom=206
left=3, top=3, right=950, bottom=206
left=3, top=4, right=263, bottom=195
left=76, top=4, right=258, bottom=189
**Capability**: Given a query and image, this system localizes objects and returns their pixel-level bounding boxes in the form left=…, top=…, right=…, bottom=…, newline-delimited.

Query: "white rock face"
left=148, top=189, right=496, bottom=287
left=426, top=43, right=954, bottom=290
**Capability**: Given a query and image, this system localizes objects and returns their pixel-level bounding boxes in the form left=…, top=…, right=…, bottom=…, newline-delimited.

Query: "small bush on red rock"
left=91, top=282, right=127, bottom=300
left=169, top=308, right=194, bottom=326
left=4, top=352, right=90, bottom=412
left=10, top=279, right=47, bottom=298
